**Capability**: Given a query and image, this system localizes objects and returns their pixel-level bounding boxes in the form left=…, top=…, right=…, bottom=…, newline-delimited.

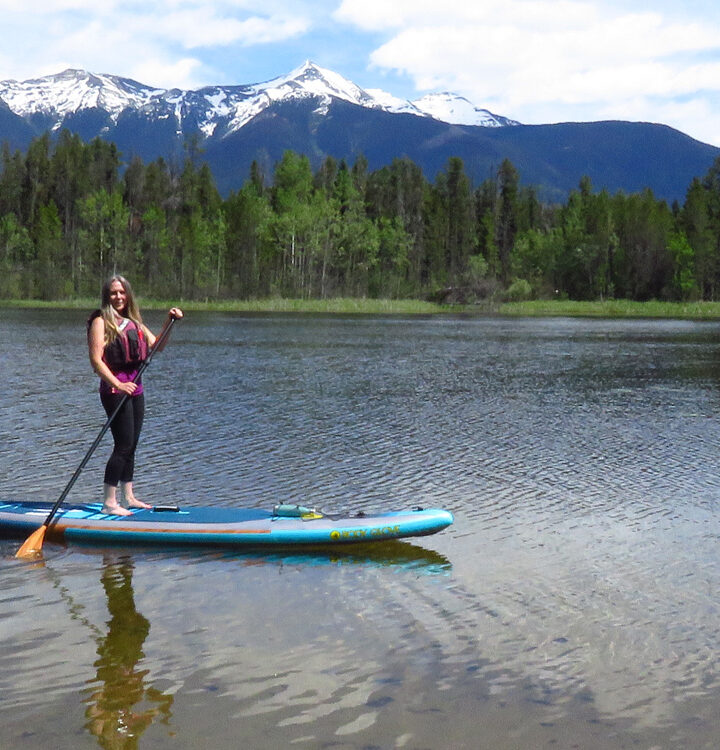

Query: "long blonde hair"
left=99, top=275, right=144, bottom=345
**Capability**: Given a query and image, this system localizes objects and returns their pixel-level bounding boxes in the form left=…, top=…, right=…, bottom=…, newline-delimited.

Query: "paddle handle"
left=41, top=315, right=178, bottom=529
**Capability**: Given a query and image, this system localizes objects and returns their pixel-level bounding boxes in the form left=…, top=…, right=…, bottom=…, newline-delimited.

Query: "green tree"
left=328, top=162, right=379, bottom=296
left=32, top=201, right=66, bottom=299
left=314, top=156, right=338, bottom=195
left=612, top=189, right=674, bottom=300
left=511, top=228, right=562, bottom=296
left=700, top=157, right=720, bottom=298
left=367, top=157, right=426, bottom=289
left=0, top=213, right=33, bottom=297
left=50, top=131, right=92, bottom=292
left=668, top=231, right=698, bottom=300
left=224, top=181, right=272, bottom=297
left=445, top=157, right=476, bottom=281
left=0, top=144, right=25, bottom=219
left=680, top=178, right=714, bottom=298
left=266, top=151, right=320, bottom=296
left=370, top=216, right=412, bottom=297
left=138, top=205, right=172, bottom=296
left=21, top=133, right=51, bottom=229
left=475, top=178, right=499, bottom=278
left=77, top=189, right=131, bottom=279
left=496, top=159, right=519, bottom=284
left=87, top=138, right=120, bottom=193
left=553, top=178, right=616, bottom=299
left=423, top=173, right=448, bottom=288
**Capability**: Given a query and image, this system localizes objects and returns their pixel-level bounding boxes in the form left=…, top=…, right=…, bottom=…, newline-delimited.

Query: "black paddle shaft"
left=41, top=316, right=178, bottom=529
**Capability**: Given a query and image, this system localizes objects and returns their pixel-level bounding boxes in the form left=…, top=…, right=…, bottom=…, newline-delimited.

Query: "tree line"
left=2, top=129, right=720, bottom=302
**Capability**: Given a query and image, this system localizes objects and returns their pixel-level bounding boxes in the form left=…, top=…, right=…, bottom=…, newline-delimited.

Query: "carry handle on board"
left=16, top=315, right=179, bottom=559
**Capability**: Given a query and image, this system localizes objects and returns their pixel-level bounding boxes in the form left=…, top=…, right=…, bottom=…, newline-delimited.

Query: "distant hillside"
left=0, top=64, right=718, bottom=202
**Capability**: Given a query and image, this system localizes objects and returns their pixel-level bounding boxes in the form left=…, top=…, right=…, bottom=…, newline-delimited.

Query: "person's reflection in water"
left=85, top=555, right=173, bottom=749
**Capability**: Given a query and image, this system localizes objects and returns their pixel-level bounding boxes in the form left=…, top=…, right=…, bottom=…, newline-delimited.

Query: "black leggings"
left=101, top=393, right=145, bottom=486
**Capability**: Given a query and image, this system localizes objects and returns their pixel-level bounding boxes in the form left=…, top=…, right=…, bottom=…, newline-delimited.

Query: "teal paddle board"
left=0, top=501, right=453, bottom=549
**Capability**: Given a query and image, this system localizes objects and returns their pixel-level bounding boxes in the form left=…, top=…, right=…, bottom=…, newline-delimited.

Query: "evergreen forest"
left=2, top=130, right=720, bottom=303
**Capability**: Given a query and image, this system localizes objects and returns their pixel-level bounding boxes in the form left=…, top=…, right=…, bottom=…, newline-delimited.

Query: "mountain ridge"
left=0, top=62, right=717, bottom=203
left=0, top=61, right=517, bottom=134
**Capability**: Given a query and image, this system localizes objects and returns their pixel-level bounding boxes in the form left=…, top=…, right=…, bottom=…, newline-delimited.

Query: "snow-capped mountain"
left=0, top=61, right=519, bottom=138
left=412, top=92, right=518, bottom=128
left=0, top=60, right=716, bottom=203
left=0, top=69, right=159, bottom=121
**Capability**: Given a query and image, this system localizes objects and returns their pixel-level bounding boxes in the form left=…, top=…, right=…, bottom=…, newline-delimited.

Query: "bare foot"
left=101, top=504, right=133, bottom=516
left=126, top=498, right=152, bottom=509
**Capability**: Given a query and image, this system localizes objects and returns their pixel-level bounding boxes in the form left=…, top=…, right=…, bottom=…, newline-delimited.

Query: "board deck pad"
left=0, top=501, right=453, bottom=548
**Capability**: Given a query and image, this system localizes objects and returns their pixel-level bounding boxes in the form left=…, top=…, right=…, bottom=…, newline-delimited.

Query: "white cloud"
left=129, top=58, right=206, bottom=90
left=0, top=2, right=312, bottom=88
left=336, top=0, right=720, bottom=144
left=141, top=10, right=309, bottom=49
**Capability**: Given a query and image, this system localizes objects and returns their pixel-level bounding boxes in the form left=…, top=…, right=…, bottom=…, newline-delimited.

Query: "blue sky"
left=2, top=0, right=720, bottom=146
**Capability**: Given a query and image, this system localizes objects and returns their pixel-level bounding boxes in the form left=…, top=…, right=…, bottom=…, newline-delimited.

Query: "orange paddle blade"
left=15, top=525, right=48, bottom=559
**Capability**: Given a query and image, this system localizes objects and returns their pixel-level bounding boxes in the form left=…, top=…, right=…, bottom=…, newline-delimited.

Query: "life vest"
left=88, top=310, right=148, bottom=371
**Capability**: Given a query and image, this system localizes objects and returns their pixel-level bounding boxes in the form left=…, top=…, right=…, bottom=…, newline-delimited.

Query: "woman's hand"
left=147, top=308, right=182, bottom=351
left=115, top=381, right=138, bottom=396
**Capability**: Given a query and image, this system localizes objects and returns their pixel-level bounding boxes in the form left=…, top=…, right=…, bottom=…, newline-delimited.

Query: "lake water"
left=1, top=308, right=719, bottom=749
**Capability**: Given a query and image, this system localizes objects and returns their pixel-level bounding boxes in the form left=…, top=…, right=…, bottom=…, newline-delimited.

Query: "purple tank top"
left=99, top=368, right=144, bottom=397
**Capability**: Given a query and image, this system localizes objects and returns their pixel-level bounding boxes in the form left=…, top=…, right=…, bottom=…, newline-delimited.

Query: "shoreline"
left=3, top=297, right=720, bottom=319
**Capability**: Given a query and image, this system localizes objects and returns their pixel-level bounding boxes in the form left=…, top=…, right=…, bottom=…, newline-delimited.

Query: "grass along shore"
left=498, top=299, right=720, bottom=319
left=4, top=297, right=720, bottom=319
left=0, top=297, right=443, bottom=315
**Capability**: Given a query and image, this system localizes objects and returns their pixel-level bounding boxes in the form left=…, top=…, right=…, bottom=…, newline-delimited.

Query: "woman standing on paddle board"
left=87, top=275, right=182, bottom=516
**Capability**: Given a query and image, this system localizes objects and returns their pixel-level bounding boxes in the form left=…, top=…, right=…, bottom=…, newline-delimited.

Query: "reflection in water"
left=210, top=539, right=452, bottom=572
left=77, top=544, right=447, bottom=749
left=84, top=556, right=173, bottom=749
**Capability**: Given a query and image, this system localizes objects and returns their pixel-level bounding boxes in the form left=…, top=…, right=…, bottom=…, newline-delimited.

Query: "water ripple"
left=3, top=311, right=720, bottom=747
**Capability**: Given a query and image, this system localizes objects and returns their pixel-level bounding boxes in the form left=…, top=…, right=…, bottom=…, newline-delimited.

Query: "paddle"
left=16, top=315, right=179, bottom=558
